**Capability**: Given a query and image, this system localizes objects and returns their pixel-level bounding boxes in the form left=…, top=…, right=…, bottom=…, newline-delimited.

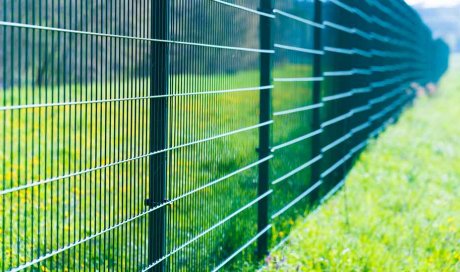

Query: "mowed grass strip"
left=263, top=58, right=460, bottom=271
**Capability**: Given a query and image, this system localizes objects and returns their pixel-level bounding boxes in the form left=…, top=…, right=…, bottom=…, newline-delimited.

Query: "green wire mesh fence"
left=0, top=0, right=449, bottom=271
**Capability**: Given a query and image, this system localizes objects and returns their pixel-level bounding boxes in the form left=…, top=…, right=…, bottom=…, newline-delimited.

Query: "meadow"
left=263, top=57, right=460, bottom=271
left=0, top=64, right=316, bottom=271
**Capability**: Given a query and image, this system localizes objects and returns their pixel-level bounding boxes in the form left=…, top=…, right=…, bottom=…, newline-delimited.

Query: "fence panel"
left=0, top=0, right=449, bottom=271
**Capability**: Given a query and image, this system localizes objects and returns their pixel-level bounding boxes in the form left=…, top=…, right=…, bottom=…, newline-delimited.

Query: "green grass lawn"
left=263, top=57, right=460, bottom=271
left=0, top=64, right=315, bottom=271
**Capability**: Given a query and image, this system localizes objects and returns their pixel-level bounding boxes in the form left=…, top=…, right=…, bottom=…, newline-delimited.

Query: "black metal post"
left=257, top=0, right=273, bottom=259
left=148, top=0, right=169, bottom=271
left=310, top=0, right=323, bottom=204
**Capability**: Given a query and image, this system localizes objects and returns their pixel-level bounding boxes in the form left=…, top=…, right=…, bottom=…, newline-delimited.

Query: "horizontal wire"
left=273, top=103, right=323, bottom=116
left=268, top=235, right=291, bottom=254
left=349, top=139, right=369, bottom=156
left=271, top=180, right=322, bottom=219
left=324, top=69, right=372, bottom=77
left=10, top=155, right=273, bottom=271
left=169, top=155, right=273, bottom=204
left=272, top=155, right=323, bottom=185
left=321, top=110, right=374, bottom=156
left=351, top=121, right=372, bottom=134
left=369, top=96, right=411, bottom=127
left=271, top=129, right=323, bottom=152
left=321, top=111, right=353, bottom=128
left=352, top=87, right=373, bottom=94
left=369, top=95, right=413, bottom=139
left=322, top=91, right=354, bottom=102
left=320, top=153, right=352, bottom=179
left=0, top=85, right=274, bottom=111
left=11, top=200, right=165, bottom=271
left=320, top=73, right=416, bottom=133
left=351, top=104, right=372, bottom=115
left=370, top=93, right=410, bottom=122
left=211, top=225, right=272, bottom=272
left=327, top=0, right=415, bottom=41
left=320, top=178, right=345, bottom=204
left=323, top=20, right=417, bottom=51
left=324, top=46, right=371, bottom=57
left=273, top=77, right=323, bottom=82
left=371, top=64, right=411, bottom=72
left=323, top=21, right=355, bottom=34
left=369, top=87, right=406, bottom=105
left=274, top=43, right=324, bottom=55
left=0, top=121, right=273, bottom=195
left=0, top=21, right=274, bottom=54
left=322, top=92, right=399, bottom=156
left=324, top=65, right=413, bottom=79
left=320, top=109, right=389, bottom=183
left=0, top=0, right=435, bottom=269
left=141, top=190, right=274, bottom=272
left=325, top=46, right=418, bottom=60
left=210, top=0, right=275, bottom=18
left=321, top=133, right=352, bottom=153
left=273, top=9, right=324, bottom=28
left=366, top=0, right=416, bottom=33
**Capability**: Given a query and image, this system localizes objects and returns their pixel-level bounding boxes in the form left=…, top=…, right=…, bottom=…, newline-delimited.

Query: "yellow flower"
left=32, top=157, right=40, bottom=166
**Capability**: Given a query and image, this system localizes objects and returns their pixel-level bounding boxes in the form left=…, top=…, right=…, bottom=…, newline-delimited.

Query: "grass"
left=263, top=57, right=460, bottom=271
left=0, top=64, right=316, bottom=271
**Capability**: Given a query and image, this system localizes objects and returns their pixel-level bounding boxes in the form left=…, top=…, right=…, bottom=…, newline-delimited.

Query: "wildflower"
left=265, top=255, right=272, bottom=264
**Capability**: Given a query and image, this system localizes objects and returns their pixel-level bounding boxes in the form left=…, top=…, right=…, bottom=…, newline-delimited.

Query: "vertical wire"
left=21, top=0, right=29, bottom=264
left=58, top=0, right=64, bottom=265
left=89, top=2, right=95, bottom=269
left=1, top=0, right=4, bottom=268
left=68, top=1, right=73, bottom=264
left=170, top=2, right=177, bottom=268
left=128, top=0, right=133, bottom=268
left=116, top=0, right=121, bottom=268
left=142, top=0, right=147, bottom=267
left=30, top=0, right=36, bottom=265
left=50, top=0, right=56, bottom=262
left=103, top=1, right=109, bottom=270
left=133, top=1, right=137, bottom=265
left=78, top=0, right=84, bottom=269
left=83, top=0, right=89, bottom=266
left=13, top=0, right=19, bottom=268
left=43, top=0, right=50, bottom=267
left=122, top=0, right=127, bottom=268
left=107, top=1, right=113, bottom=268
left=96, top=2, right=102, bottom=267
left=0, top=0, right=443, bottom=270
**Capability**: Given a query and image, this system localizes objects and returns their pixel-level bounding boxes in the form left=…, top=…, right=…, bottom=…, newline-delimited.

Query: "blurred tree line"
left=0, top=0, right=314, bottom=88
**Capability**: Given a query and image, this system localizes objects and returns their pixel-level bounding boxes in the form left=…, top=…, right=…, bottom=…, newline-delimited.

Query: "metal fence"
left=0, top=0, right=449, bottom=271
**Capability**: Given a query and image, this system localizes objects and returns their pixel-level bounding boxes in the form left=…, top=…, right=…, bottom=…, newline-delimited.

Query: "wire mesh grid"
left=0, top=0, right=449, bottom=271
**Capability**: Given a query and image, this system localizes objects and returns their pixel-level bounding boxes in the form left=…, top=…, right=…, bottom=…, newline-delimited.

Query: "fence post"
left=148, top=0, right=169, bottom=271
left=310, top=0, right=323, bottom=204
left=257, top=0, right=274, bottom=259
